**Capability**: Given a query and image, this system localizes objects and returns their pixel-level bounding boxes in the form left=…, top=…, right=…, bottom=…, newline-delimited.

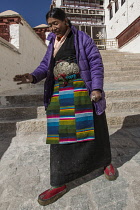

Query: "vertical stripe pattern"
left=46, top=78, right=95, bottom=144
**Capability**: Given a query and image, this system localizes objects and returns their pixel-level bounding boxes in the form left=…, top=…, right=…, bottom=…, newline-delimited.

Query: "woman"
left=14, top=8, right=117, bottom=206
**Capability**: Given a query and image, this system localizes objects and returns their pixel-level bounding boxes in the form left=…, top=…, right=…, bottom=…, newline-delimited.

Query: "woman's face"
left=47, top=17, right=67, bottom=38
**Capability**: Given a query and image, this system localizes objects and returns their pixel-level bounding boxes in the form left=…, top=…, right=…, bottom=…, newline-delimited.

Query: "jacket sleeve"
left=30, top=48, right=50, bottom=84
left=84, top=37, right=104, bottom=91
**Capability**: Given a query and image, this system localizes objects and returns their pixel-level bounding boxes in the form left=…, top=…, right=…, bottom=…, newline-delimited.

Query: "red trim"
left=116, top=16, right=140, bottom=48
left=107, top=2, right=112, bottom=9
left=33, top=27, right=50, bottom=42
left=0, top=16, right=21, bottom=25
left=0, top=24, right=9, bottom=41
left=0, top=16, right=21, bottom=42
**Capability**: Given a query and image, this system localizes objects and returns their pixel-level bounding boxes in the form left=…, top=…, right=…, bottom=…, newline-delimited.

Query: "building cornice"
left=116, top=16, right=140, bottom=48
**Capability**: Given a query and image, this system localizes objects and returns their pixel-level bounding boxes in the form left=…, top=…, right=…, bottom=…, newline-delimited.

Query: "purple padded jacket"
left=31, top=25, right=106, bottom=115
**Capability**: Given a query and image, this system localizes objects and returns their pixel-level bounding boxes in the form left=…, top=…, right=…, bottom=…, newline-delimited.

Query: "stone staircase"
left=0, top=50, right=140, bottom=158
left=101, top=50, right=140, bottom=129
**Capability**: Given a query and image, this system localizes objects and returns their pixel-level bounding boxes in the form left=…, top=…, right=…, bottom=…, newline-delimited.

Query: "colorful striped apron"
left=46, top=75, right=95, bottom=144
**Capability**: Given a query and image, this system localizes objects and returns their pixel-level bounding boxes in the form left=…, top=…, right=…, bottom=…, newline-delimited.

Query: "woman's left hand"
left=90, top=90, right=102, bottom=102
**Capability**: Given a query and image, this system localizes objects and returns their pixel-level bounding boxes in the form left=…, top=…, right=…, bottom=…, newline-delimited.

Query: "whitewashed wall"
left=55, top=0, right=62, bottom=7
left=104, top=0, right=140, bottom=52
left=10, top=24, right=20, bottom=49
left=18, top=21, right=47, bottom=74
left=119, top=34, right=140, bottom=53
left=0, top=19, right=47, bottom=93
left=105, top=0, right=140, bottom=38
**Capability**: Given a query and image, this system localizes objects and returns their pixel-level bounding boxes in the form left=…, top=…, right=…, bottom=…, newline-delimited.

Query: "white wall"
left=105, top=0, right=140, bottom=38
left=0, top=19, right=47, bottom=93
left=0, top=38, right=20, bottom=92
left=18, top=21, right=47, bottom=74
left=55, top=0, right=62, bottom=7
left=119, top=34, right=140, bottom=53
left=104, top=0, right=140, bottom=52
left=10, top=24, right=20, bottom=49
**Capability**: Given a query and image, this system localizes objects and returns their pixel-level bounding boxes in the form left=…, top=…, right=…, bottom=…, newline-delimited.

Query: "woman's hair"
left=46, top=8, right=72, bottom=26
left=46, top=8, right=66, bottom=22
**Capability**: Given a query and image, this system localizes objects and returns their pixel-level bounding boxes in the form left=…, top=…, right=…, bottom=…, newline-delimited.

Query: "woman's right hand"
left=13, top=73, right=33, bottom=85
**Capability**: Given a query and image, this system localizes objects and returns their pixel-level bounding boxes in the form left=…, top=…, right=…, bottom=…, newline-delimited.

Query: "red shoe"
left=104, top=164, right=118, bottom=181
left=38, top=185, right=67, bottom=206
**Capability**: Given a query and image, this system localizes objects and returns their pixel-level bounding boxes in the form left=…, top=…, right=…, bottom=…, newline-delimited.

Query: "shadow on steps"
left=110, top=115, right=140, bottom=168
left=0, top=114, right=140, bottom=184
left=0, top=107, right=40, bottom=160
left=67, top=114, right=140, bottom=190
left=0, top=132, right=16, bottom=159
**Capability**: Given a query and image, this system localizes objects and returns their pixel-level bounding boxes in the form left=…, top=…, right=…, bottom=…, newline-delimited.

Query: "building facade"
left=105, top=0, right=140, bottom=53
left=50, top=0, right=140, bottom=52
left=51, top=0, right=106, bottom=49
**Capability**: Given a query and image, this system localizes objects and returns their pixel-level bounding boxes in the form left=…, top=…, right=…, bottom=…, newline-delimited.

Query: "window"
left=121, top=0, right=125, bottom=6
left=100, top=0, right=103, bottom=5
left=115, top=0, right=119, bottom=13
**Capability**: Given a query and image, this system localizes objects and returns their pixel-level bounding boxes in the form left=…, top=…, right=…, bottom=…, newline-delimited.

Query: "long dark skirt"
left=50, top=109, right=111, bottom=186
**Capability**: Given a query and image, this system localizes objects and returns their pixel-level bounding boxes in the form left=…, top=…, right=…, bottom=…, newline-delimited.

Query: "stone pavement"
left=0, top=126, right=140, bottom=210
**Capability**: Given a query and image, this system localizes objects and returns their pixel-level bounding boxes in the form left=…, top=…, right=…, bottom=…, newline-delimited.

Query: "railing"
left=62, top=1, right=103, bottom=9
left=64, top=7, right=104, bottom=15
left=116, top=16, right=140, bottom=48
left=69, top=17, right=104, bottom=25
left=94, top=39, right=118, bottom=50
left=71, top=21, right=104, bottom=26
left=61, top=5, right=104, bottom=10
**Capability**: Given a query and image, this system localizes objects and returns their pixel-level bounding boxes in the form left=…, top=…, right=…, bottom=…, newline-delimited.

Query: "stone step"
left=104, top=70, right=140, bottom=77
left=106, top=97, right=140, bottom=112
left=101, top=55, right=140, bottom=61
left=0, top=131, right=16, bottom=159
left=102, top=56, right=140, bottom=61
left=34, top=72, right=140, bottom=85
left=106, top=112, right=140, bottom=129
left=0, top=106, right=46, bottom=120
left=103, top=61, right=140, bottom=66
left=0, top=94, right=43, bottom=107
left=0, top=120, right=17, bottom=134
left=0, top=127, right=140, bottom=210
left=1, top=94, right=140, bottom=122
left=16, top=118, right=47, bottom=135
left=36, top=98, right=140, bottom=117
left=14, top=111, right=140, bottom=135
left=106, top=89, right=140, bottom=98
left=104, top=75, right=140, bottom=82
left=104, top=65, right=140, bottom=71
left=0, top=82, right=140, bottom=108
left=1, top=95, right=140, bottom=135
left=104, top=80, right=140, bottom=96
left=100, top=50, right=140, bottom=56
left=0, top=84, right=44, bottom=96
left=0, top=118, right=46, bottom=135
left=0, top=106, right=38, bottom=120
left=1, top=111, right=140, bottom=136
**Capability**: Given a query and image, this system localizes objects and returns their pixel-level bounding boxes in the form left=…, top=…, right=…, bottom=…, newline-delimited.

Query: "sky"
left=0, top=0, right=52, bottom=27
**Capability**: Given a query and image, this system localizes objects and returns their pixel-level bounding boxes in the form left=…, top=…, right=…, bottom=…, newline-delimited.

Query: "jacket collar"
left=71, top=25, right=78, bottom=35
left=47, top=32, right=56, bottom=41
